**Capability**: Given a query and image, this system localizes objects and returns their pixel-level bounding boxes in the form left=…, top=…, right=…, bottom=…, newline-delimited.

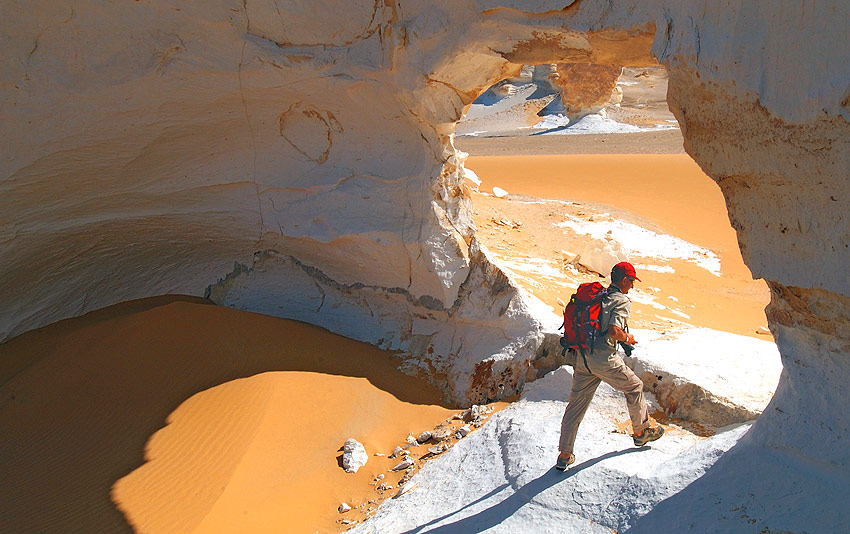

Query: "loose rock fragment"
left=391, top=458, right=413, bottom=471
left=338, top=503, right=351, bottom=513
left=417, top=430, right=432, bottom=443
left=454, top=425, right=470, bottom=439
left=462, top=405, right=483, bottom=422
left=342, top=438, right=368, bottom=473
left=431, top=424, right=453, bottom=441
left=390, top=445, right=403, bottom=458
left=428, top=443, right=448, bottom=455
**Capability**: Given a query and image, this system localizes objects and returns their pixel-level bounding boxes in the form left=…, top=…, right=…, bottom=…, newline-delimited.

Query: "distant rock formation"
left=2, top=3, right=848, bottom=529
left=551, top=62, right=624, bottom=121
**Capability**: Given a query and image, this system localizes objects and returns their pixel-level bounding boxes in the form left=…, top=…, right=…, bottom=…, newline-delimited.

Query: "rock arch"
left=2, top=1, right=848, bottom=529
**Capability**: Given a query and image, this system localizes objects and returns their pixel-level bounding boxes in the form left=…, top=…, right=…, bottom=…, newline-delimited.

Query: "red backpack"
left=560, top=282, right=609, bottom=368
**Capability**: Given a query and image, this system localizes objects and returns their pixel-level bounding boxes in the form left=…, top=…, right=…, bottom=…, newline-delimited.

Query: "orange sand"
left=0, top=296, right=457, bottom=533
left=466, top=154, right=771, bottom=338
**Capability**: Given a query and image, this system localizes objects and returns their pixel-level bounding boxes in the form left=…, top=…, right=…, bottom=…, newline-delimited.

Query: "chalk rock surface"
left=349, top=365, right=753, bottom=534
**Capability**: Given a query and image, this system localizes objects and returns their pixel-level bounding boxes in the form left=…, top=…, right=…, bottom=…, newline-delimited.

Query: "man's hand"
left=609, top=325, right=637, bottom=345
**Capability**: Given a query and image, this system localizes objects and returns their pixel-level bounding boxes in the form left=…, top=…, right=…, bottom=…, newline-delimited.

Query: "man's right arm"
left=608, top=325, right=636, bottom=345
left=607, top=299, right=636, bottom=345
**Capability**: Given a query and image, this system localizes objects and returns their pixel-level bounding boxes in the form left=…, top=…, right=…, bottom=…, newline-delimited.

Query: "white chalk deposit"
left=342, top=438, right=368, bottom=474
left=2, top=1, right=849, bottom=531
left=349, top=361, right=756, bottom=534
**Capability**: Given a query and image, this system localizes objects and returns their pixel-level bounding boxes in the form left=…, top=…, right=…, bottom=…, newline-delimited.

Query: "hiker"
left=556, top=261, right=664, bottom=471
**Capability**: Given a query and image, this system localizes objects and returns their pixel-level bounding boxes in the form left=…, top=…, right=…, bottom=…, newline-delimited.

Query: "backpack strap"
left=578, top=303, right=592, bottom=372
left=577, top=344, right=591, bottom=373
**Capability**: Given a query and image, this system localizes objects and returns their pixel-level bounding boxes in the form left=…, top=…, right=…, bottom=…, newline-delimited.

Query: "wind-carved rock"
left=2, top=3, right=849, bottom=530
left=551, top=63, right=623, bottom=121
left=278, top=103, right=343, bottom=164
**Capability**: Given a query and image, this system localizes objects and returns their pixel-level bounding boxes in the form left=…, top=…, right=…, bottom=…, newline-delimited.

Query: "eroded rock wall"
left=2, top=0, right=662, bottom=404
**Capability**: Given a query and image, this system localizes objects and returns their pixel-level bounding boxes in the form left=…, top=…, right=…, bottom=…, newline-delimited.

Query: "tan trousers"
left=558, top=355, right=649, bottom=453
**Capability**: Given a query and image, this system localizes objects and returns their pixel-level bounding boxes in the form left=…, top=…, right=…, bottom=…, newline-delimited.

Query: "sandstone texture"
left=2, top=2, right=849, bottom=530
left=552, top=62, right=623, bottom=121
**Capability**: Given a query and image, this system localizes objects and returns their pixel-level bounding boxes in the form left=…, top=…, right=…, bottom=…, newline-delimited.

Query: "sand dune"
left=0, top=296, right=456, bottom=533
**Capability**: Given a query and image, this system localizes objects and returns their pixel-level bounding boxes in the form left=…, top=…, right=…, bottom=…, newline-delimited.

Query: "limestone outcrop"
left=2, top=2, right=849, bottom=529
left=552, top=62, right=623, bottom=121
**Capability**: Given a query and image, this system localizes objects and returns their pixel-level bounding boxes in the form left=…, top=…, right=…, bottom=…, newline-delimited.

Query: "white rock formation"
left=491, top=186, right=509, bottom=198
left=348, top=365, right=755, bottom=534
left=575, top=239, right=628, bottom=278
left=2, top=2, right=849, bottom=531
left=342, top=438, right=368, bottom=474
left=624, top=328, right=782, bottom=426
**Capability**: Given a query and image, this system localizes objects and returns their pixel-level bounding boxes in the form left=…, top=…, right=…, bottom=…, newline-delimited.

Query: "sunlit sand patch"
left=0, top=297, right=468, bottom=534
left=467, top=153, right=771, bottom=339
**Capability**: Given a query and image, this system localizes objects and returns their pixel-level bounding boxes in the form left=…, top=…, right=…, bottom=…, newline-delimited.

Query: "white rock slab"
left=342, top=438, right=368, bottom=474
left=349, top=364, right=750, bottom=533
left=625, top=327, right=782, bottom=420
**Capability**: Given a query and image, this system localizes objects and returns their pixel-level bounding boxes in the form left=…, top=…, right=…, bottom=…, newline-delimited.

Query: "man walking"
left=556, top=261, right=664, bottom=470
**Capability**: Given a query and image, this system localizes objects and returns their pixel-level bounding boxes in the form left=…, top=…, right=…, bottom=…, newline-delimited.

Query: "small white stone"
left=492, top=186, right=509, bottom=198
left=391, top=458, right=413, bottom=471
left=417, top=430, right=432, bottom=443
left=338, top=503, right=351, bottom=513
left=375, top=473, right=384, bottom=481
left=342, top=438, right=368, bottom=474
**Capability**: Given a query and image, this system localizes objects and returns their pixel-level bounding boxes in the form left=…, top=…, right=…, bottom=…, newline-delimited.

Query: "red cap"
left=612, top=261, right=641, bottom=282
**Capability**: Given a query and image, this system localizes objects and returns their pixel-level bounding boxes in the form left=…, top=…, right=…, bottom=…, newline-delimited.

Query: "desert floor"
left=457, top=134, right=771, bottom=339
left=0, top=296, right=467, bottom=533
left=1, top=128, right=771, bottom=533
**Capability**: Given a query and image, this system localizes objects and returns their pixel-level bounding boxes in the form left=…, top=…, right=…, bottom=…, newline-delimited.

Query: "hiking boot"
left=633, top=425, right=664, bottom=447
left=555, top=453, right=575, bottom=471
